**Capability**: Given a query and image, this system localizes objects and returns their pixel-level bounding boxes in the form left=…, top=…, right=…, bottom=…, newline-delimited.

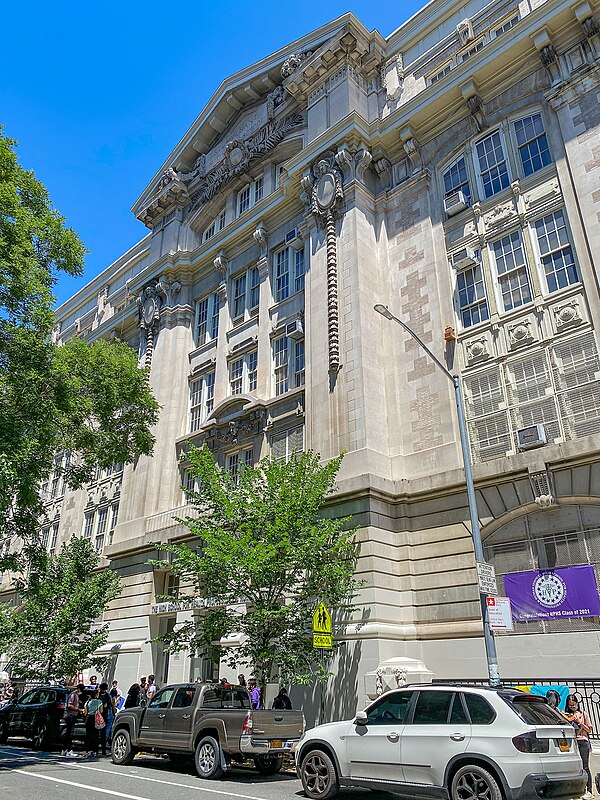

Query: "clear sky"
left=3, top=0, right=423, bottom=308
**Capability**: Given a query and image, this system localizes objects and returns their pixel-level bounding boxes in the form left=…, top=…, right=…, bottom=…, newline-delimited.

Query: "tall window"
left=49, top=522, right=59, bottom=555
left=443, top=157, right=471, bottom=204
left=514, top=113, right=551, bottom=177
left=275, top=247, right=305, bottom=302
left=229, top=349, right=258, bottom=395
left=533, top=210, right=578, bottom=293
left=226, top=447, right=253, bottom=482
left=83, top=512, right=94, bottom=540
left=270, top=426, right=304, bottom=461
left=231, top=267, right=260, bottom=322
left=456, top=265, right=489, bottom=328
left=492, top=231, right=532, bottom=311
left=203, top=209, right=226, bottom=241
left=273, top=336, right=304, bottom=395
left=237, top=177, right=263, bottom=216
left=195, top=293, right=220, bottom=345
left=476, top=131, right=510, bottom=198
left=95, top=507, right=108, bottom=552
left=190, top=371, right=216, bottom=432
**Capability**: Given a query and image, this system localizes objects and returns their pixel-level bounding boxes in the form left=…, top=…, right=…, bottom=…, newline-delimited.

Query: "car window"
left=504, top=696, right=565, bottom=725
left=412, top=691, right=454, bottom=724
left=19, top=690, right=39, bottom=705
left=232, top=689, right=251, bottom=709
left=149, top=688, right=175, bottom=709
left=366, top=692, right=414, bottom=725
left=220, top=689, right=234, bottom=708
left=465, top=694, right=496, bottom=724
left=202, top=688, right=222, bottom=708
left=450, top=693, right=469, bottom=724
left=37, top=690, right=56, bottom=704
left=172, top=687, right=196, bottom=708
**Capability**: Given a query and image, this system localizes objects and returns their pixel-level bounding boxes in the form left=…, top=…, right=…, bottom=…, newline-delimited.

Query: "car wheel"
left=194, top=735, right=223, bottom=780
left=111, top=729, right=135, bottom=766
left=451, top=764, right=503, bottom=800
left=254, top=754, right=284, bottom=775
left=300, top=749, right=339, bottom=799
left=31, top=721, right=49, bottom=750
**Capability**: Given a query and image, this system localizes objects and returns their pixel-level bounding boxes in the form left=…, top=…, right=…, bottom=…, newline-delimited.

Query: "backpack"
left=94, top=709, right=106, bottom=729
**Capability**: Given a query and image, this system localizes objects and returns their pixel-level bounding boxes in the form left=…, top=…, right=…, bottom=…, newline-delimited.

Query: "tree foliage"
left=0, top=537, right=121, bottom=682
left=152, top=446, right=361, bottom=694
left=0, top=128, right=159, bottom=550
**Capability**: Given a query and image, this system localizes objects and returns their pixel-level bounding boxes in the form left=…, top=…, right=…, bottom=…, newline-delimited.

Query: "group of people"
left=233, top=673, right=292, bottom=710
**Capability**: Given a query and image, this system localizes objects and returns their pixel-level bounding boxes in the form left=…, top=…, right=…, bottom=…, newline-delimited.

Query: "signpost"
left=313, top=601, right=332, bottom=649
left=477, top=562, right=498, bottom=596
left=486, top=596, right=514, bottom=631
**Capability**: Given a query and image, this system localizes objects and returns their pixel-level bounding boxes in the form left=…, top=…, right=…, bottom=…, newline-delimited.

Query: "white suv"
left=296, top=684, right=586, bottom=800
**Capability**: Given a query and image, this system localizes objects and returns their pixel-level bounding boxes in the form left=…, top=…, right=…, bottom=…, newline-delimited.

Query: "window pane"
left=366, top=691, right=414, bottom=725
left=294, top=250, right=305, bottom=293
left=412, top=691, right=453, bottom=724
left=534, top=210, right=578, bottom=293
left=450, top=694, right=469, bottom=724
left=149, top=688, right=175, bottom=709
left=443, top=157, right=471, bottom=201
left=477, top=132, right=509, bottom=198
left=465, top=694, right=496, bottom=724
left=173, top=687, right=196, bottom=708
left=276, top=249, right=290, bottom=302
left=514, top=114, right=551, bottom=177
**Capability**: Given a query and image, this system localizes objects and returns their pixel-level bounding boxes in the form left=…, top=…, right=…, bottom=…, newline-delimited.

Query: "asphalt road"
left=0, top=741, right=390, bottom=800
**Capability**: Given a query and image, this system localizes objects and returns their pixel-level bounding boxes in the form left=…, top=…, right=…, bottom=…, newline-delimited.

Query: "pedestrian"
left=272, top=687, right=292, bottom=710
left=87, top=675, right=98, bottom=692
left=146, top=674, right=158, bottom=703
left=237, top=674, right=247, bottom=688
left=124, top=683, right=142, bottom=709
left=139, top=676, right=147, bottom=706
left=562, top=694, right=593, bottom=799
left=110, top=680, right=124, bottom=712
left=248, top=676, right=261, bottom=710
left=98, top=682, right=113, bottom=756
left=2, top=678, right=14, bottom=703
left=84, top=687, right=104, bottom=758
left=61, top=682, right=85, bottom=758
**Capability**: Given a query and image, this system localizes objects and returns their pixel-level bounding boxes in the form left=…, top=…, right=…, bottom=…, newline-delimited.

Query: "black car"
left=0, top=685, right=88, bottom=749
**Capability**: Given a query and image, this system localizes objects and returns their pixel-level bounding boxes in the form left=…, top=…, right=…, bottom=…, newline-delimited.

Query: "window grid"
left=534, top=210, right=578, bottom=293
left=95, top=507, right=108, bottom=552
left=226, top=447, right=253, bottom=483
left=83, top=512, right=94, bottom=540
left=238, top=186, right=250, bottom=215
left=275, top=247, right=305, bottom=302
left=196, top=294, right=219, bottom=345
left=232, top=267, right=260, bottom=322
left=443, top=157, right=471, bottom=203
left=273, top=337, right=289, bottom=395
left=456, top=265, right=489, bottom=328
left=514, top=113, right=551, bottom=177
left=190, top=371, right=215, bottom=432
left=49, top=523, right=59, bottom=555
left=229, top=357, right=244, bottom=395
left=476, top=131, right=510, bottom=198
left=492, top=231, right=532, bottom=311
left=249, top=267, right=260, bottom=314
left=233, top=274, right=246, bottom=320
left=294, top=340, right=305, bottom=388
left=248, top=350, right=258, bottom=391
left=270, top=426, right=304, bottom=461
left=204, top=210, right=226, bottom=242
left=228, top=350, right=258, bottom=396
left=237, top=177, right=263, bottom=217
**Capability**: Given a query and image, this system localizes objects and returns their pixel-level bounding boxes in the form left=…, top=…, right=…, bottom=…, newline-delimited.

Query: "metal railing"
left=434, top=677, right=600, bottom=739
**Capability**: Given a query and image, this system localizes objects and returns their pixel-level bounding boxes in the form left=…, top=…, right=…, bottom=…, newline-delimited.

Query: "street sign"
left=313, top=601, right=332, bottom=649
left=486, top=596, right=514, bottom=631
left=477, top=562, right=498, bottom=596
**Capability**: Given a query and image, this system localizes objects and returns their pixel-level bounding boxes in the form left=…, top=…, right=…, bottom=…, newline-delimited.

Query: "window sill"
left=189, top=338, right=217, bottom=361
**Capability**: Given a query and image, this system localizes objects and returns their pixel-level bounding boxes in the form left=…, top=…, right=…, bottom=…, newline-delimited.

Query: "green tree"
left=152, top=446, right=361, bottom=701
left=0, top=128, right=159, bottom=553
left=0, top=537, right=121, bottom=682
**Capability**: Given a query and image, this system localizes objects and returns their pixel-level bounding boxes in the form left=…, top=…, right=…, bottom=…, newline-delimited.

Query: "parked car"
left=0, top=685, right=88, bottom=749
left=110, top=681, right=304, bottom=778
left=295, top=683, right=587, bottom=800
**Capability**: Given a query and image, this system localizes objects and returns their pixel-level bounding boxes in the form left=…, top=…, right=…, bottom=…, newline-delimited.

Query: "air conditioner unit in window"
left=285, top=319, right=304, bottom=340
left=445, top=190, right=470, bottom=217
left=284, top=227, right=303, bottom=250
left=450, top=247, right=479, bottom=269
left=516, top=424, right=548, bottom=451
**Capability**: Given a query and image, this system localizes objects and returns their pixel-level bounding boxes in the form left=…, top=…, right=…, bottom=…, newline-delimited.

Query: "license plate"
left=271, top=740, right=282, bottom=749
left=557, top=738, right=570, bottom=752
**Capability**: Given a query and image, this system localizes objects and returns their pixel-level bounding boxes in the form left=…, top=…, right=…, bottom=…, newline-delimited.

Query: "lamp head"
left=374, top=303, right=394, bottom=320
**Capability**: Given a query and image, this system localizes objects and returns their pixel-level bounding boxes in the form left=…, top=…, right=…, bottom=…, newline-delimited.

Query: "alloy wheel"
left=197, top=742, right=216, bottom=774
left=454, top=769, right=494, bottom=800
left=303, top=753, right=332, bottom=796
left=113, top=732, right=128, bottom=761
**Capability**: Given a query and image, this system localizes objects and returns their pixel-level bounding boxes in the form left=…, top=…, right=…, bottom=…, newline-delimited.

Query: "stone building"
left=4, top=0, right=600, bottom=714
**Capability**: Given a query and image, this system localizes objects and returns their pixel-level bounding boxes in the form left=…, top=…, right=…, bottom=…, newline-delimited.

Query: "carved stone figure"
left=136, top=278, right=181, bottom=367
left=281, top=51, right=312, bottom=79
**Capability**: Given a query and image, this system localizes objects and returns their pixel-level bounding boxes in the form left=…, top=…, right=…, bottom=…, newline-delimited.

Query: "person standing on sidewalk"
left=145, top=675, right=158, bottom=703
left=83, top=687, right=103, bottom=758
left=563, top=694, right=593, bottom=799
left=248, top=677, right=261, bottom=710
left=98, top=682, right=113, bottom=756
left=61, top=682, right=85, bottom=758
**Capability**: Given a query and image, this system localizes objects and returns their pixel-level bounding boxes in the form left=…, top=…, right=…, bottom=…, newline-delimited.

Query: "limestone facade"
left=4, top=0, right=600, bottom=716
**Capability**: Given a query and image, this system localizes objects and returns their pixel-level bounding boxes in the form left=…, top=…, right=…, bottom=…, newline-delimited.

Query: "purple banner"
left=503, top=565, right=600, bottom=622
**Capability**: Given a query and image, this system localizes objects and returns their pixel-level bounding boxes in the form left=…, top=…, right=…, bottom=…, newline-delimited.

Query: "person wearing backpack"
left=98, top=682, right=113, bottom=755
left=83, top=687, right=104, bottom=758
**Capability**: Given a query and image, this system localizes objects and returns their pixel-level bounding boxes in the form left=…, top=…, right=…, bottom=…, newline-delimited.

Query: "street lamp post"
left=374, top=303, right=500, bottom=687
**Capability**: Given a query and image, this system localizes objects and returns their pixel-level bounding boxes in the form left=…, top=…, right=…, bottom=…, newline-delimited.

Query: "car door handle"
left=387, top=732, right=400, bottom=742
left=158, top=713, right=166, bottom=719
left=450, top=733, right=465, bottom=741
left=182, top=714, right=191, bottom=719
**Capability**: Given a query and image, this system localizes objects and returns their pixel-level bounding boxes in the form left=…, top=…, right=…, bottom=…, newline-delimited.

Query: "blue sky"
left=3, top=1, right=423, bottom=307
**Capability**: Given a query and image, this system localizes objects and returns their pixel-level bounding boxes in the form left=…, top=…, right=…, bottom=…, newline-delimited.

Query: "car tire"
left=254, top=754, right=284, bottom=775
left=194, top=735, right=223, bottom=780
left=31, top=721, right=49, bottom=750
left=451, top=764, right=503, bottom=800
left=300, top=748, right=339, bottom=799
left=111, top=729, right=135, bottom=766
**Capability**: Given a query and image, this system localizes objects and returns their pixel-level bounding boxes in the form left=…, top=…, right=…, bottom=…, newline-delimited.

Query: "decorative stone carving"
left=205, top=409, right=263, bottom=446
left=267, top=85, right=287, bottom=118
left=574, top=1, right=600, bottom=57
left=156, top=275, right=181, bottom=306
left=373, top=156, right=391, bottom=180
left=380, top=53, right=404, bottom=100
left=466, top=94, right=488, bottom=132
left=281, top=51, right=312, bottom=79
left=302, top=153, right=345, bottom=373
left=529, top=468, right=556, bottom=508
left=253, top=223, right=268, bottom=257
left=457, top=18, right=474, bottom=45
left=402, top=137, right=421, bottom=173
left=507, top=320, right=534, bottom=347
left=136, top=278, right=181, bottom=367
left=189, top=111, right=303, bottom=212
left=483, top=201, right=516, bottom=229
left=355, top=147, right=373, bottom=181
left=532, top=30, right=562, bottom=85
left=465, top=337, right=491, bottom=363
left=554, top=299, right=583, bottom=329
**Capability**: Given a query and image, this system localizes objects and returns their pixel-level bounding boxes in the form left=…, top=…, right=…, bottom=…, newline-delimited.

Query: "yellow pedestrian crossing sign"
left=313, top=602, right=332, bottom=649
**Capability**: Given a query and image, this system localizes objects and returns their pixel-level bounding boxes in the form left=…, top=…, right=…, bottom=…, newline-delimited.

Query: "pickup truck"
left=110, top=682, right=304, bottom=779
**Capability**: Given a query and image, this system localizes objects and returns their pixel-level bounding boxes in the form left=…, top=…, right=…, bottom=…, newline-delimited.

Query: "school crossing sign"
left=313, top=601, right=332, bottom=649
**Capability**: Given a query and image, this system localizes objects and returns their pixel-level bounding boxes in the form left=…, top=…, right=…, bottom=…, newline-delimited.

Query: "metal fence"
left=434, top=678, right=600, bottom=739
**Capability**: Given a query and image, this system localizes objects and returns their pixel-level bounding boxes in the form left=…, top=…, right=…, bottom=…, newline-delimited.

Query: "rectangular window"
left=443, top=157, right=471, bottom=203
left=476, top=131, right=510, bottom=198
left=238, top=185, right=250, bottom=215
left=456, top=265, right=489, bottom=327
left=253, top=177, right=263, bottom=204
left=232, top=267, right=260, bottom=322
left=228, top=349, right=258, bottom=395
left=270, top=426, right=304, bottom=461
left=190, top=371, right=215, bottom=432
left=49, top=523, right=59, bottom=555
left=237, top=177, right=263, bottom=216
left=460, top=40, right=484, bottom=63
left=534, top=210, right=578, bottom=293
left=273, top=337, right=289, bottom=395
left=275, top=247, right=305, bottom=302
left=225, top=448, right=252, bottom=483
left=183, top=469, right=197, bottom=501
left=41, top=526, right=50, bottom=549
left=429, top=63, right=451, bottom=85
left=248, top=349, right=258, bottom=391
left=203, top=210, right=226, bottom=242
left=95, top=507, right=108, bottom=552
left=514, top=113, right=552, bottom=177
left=492, top=231, right=532, bottom=311
left=494, top=15, right=519, bottom=38
left=196, top=293, right=219, bottom=345
left=294, top=250, right=305, bottom=294
left=294, top=340, right=305, bottom=388
left=233, top=274, right=247, bottom=320
left=249, top=267, right=260, bottom=314
left=83, top=511, right=94, bottom=541
left=229, top=357, right=244, bottom=395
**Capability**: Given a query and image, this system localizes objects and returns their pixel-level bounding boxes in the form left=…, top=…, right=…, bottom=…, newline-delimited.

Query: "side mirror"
left=355, top=710, right=368, bottom=726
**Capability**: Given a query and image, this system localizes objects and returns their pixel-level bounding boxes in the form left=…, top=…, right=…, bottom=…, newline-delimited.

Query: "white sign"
left=486, top=596, right=514, bottom=631
left=477, top=562, right=498, bottom=596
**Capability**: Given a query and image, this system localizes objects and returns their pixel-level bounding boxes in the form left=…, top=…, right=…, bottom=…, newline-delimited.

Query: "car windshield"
left=503, top=695, right=566, bottom=725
